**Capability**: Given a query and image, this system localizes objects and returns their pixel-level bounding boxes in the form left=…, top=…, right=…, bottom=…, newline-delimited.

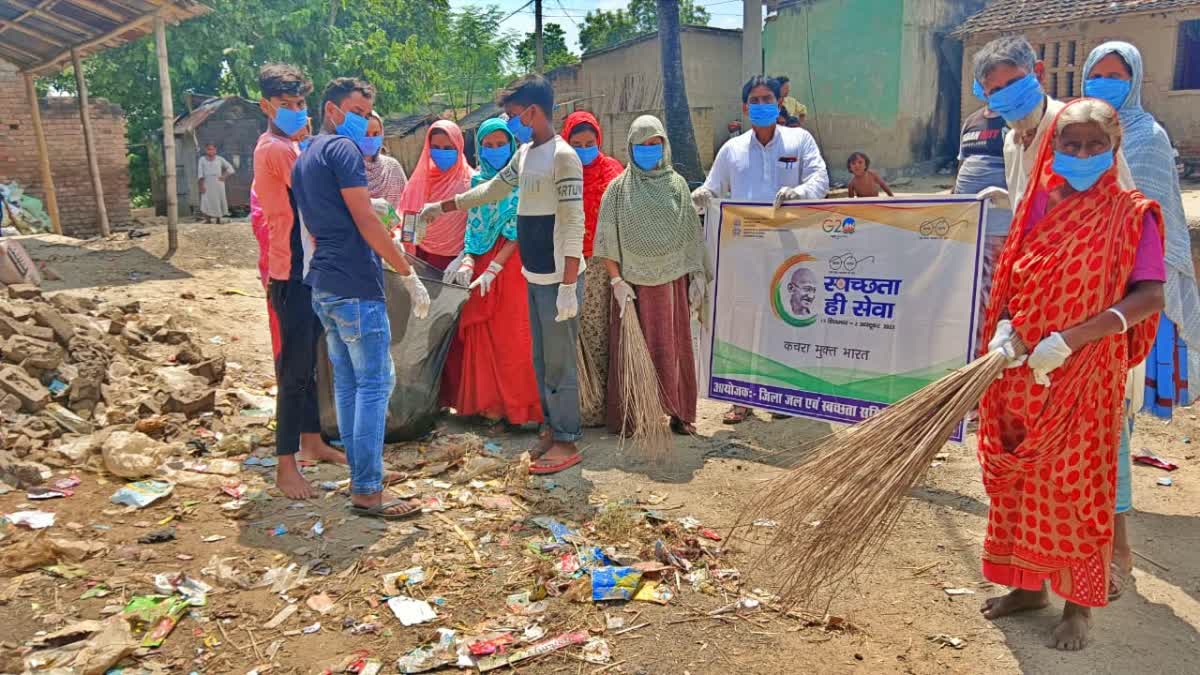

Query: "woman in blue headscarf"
left=439, top=118, right=543, bottom=427
left=1083, top=40, right=1200, bottom=600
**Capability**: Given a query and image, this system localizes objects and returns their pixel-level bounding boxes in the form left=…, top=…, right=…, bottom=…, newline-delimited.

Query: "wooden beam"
left=65, top=0, right=131, bottom=23
left=0, top=39, right=40, bottom=64
left=23, top=11, right=155, bottom=74
left=22, top=72, right=62, bottom=235
left=0, top=15, right=67, bottom=46
left=71, top=46, right=110, bottom=237
left=5, top=0, right=95, bottom=38
left=155, top=15, right=178, bottom=254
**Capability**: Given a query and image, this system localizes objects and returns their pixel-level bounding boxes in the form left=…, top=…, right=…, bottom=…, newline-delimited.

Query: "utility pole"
left=535, top=0, right=544, bottom=73
left=741, top=0, right=762, bottom=87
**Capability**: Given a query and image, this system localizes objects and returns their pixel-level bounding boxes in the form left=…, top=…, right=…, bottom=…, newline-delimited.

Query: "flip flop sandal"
left=349, top=499, right=421, bottom=520
left=530, top=453, right=583, bottom=475
left=722, top=407, right=752, bottom=424
left=1108, top=561, right=1132, bottom=601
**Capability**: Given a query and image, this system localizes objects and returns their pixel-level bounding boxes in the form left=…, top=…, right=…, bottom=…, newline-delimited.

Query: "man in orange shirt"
left=253, top=63, right=344, bottom=499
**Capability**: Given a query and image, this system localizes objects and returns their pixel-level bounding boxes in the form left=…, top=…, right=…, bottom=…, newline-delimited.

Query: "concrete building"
left=764, top=0, right=989, bottom=179
left=954, top=0, right=1200, bottom=160
left=0, top=60, right=129, bottom=237
left=575, top=26, right=744, bottom=168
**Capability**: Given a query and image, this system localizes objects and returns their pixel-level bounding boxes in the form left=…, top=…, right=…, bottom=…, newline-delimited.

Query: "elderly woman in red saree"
left=980, top=98, right=1164, bottom=651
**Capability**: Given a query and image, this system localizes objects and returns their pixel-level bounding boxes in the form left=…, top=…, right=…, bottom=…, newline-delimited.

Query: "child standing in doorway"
left=846, top=152, right=894, bottom=198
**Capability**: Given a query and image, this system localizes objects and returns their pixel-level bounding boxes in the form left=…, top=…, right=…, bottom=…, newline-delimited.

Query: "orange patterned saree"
left=978, top=101, right=1161, bottom=608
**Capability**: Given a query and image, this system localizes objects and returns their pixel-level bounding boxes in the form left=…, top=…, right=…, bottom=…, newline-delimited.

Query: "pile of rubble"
left=0, top=283, right=232, bottom=488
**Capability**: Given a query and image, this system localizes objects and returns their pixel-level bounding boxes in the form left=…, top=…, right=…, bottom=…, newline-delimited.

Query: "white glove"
left=555, top=282, right=579, bottom=322
left=611, top=277, right=637, bottom=319
left=469, top=261, right=503, bottom=296
left=688, top=274, right=704, bottom=311
left=453, top=255, right=475, bottom=286
left=773, top=186, right=804, bottom=211
left=400, top=271, right=430, bottom=320
left=416, top=202, right=443, bottom=244
left=977, top=186, right=1011, bottom=210
left=987, top=319, right=1025, bottom=368
left=441, top=251, right=467, bottom=284
left=691, top=186, right=714, bottom=213
left=370, top=197, right=390, bottom=218
left=1027, top=332, right=1073, bottom=387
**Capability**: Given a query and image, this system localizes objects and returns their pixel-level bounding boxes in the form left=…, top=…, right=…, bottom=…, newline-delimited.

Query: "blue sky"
left=448, top=0, right=746, bottom=53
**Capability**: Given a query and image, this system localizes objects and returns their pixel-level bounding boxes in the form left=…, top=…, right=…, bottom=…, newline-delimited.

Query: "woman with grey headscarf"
left=1082, top=40, right=1200, bottom=601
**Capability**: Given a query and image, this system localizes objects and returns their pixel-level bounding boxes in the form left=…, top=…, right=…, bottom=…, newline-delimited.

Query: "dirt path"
left=4, top=218, right=1197, bottom=674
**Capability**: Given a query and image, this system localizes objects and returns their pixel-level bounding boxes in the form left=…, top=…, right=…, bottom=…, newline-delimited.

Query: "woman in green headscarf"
left=440, top=118, right=543, bottom=428
left=594, top=115, right=712, bottom=435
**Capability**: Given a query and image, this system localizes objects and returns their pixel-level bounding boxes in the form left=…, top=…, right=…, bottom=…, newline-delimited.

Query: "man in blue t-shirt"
left=292, top=76, right=431, bottom=520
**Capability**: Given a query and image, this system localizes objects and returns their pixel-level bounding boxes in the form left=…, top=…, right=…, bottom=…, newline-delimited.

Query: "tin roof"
left=954, top=0, right=1200, bottom=36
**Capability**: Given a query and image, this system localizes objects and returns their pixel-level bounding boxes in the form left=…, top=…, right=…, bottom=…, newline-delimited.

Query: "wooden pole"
left=71, top=46, right=110, bottom=237
left=22, top=72, right=61, bottom=235
left=534, top=0, right=543, bottom=73
left=155, top=15, right=178, bottom=254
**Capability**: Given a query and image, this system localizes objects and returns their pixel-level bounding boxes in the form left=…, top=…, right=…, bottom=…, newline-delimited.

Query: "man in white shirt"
left=692, top=75, right=829, bottom=424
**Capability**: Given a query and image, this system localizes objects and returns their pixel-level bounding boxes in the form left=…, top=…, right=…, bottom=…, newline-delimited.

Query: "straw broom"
left=617, top=299, right=671, bottom=459
left=735, top=344, right=1021, bottom=608
left=576, top=335, right=602, bottom=416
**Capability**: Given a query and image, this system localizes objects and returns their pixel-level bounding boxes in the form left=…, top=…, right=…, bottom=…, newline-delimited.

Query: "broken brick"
left=0, top=364, right=51, bottom=412
left=4, top=335, right=65, bottom=370
left=0, top=300, right=34, bottom=322
left=0, top=450, right=50, bottom=488
left=6, top=284, right=41, bottom=300
left=186, top=356, right=226, bottom=384
left=33, top=306, right=75, bottom=345
left=45, top=403, right=94, bottom=435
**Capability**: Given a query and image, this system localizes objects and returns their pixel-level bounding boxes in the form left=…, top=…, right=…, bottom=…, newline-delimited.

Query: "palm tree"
left=657, top=0, right=703, bottom=183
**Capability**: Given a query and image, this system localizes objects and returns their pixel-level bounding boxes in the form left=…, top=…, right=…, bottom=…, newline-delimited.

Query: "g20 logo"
left=822, top=217, right=856, bottom=236
left=919, top=218, right=968, bottom=238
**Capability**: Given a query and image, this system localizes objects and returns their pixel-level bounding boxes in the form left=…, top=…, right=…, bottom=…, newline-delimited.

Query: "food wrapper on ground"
left=396, top=628, right=458, bottom=673
left=110, top=480, right=174, bottom=508
left=476, top=631, right=589, bottom=672
left=633, top=579, right=674, bottom=604
left=6, top=510, right=55, bottom=529
left=505, top=591, right=549, bottom=615
left=387, top=596, right=437, bottom=626
left=591, top=566, right=643, bottom=601
left=1133, top=453, right=1179, bottom=471
left=123, top=595, right=192, bottom=648
left=582, top=638, right=611, bottom=664
left=531, top=516, right=578, bottom=543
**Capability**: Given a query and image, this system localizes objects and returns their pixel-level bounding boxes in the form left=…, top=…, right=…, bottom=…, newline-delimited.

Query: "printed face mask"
left=1083, top=78, right=1131, bottom=111
left=479, top=145, right=513, bottom=171
left=631, top=143, right=664, bottom=171
left=1052, top=149, right=1114, bottom=191
left=335, top=109, right=369, bottom=142
left=985, top=73, right=1043, bottom=123
left=271, top=105, right=309, bottom=137
left=506, top=113, right=534, bottom=143
left=574, top=145, right=599, bottom=166
left=357, top=135, right=383, bottom=157
left=747, top=102, right=779, bottom=128
left=430, top=147, right=459, bottom=172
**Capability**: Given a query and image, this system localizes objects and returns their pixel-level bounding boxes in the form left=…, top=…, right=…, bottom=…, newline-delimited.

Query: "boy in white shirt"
left=419, top=75, right=587, bottom=474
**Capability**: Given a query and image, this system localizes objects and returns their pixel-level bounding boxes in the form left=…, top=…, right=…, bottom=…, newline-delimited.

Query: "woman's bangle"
left=1106, top=307, right=1129, bottom=334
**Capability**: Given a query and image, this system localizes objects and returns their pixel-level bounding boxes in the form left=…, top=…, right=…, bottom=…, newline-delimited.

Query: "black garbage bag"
left=316, top=255, right=469, bottom=442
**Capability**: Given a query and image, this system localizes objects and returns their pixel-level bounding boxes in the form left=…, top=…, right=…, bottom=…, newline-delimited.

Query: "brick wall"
left=0, top=60, right=130, bottom=238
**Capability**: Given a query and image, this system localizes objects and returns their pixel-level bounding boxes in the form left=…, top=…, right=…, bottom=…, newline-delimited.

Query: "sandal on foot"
left=722, top=406, right=752, bottom=425
left=530, top=453, right=583, bottom=475
left=349, top=499, right=420, bottom=520
left=1108, top=561, right=1132, bottom=601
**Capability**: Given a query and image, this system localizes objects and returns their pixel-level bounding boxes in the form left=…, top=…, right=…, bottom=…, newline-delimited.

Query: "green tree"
left=429, top=7, right=518, bottom=115
left=578, top=0, right=709, bottom=53
left=515, top=23, right=578, bottom=74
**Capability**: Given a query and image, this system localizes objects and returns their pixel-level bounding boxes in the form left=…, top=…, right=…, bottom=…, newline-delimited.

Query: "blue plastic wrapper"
left=531, top=516, right=577, bottom=543
left=110, top=480, right=174, bottom=509
left=591, top=566, right=643, bottom=601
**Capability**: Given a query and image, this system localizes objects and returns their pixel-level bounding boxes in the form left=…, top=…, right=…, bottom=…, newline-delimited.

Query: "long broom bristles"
left=734, top=349, right=1011, bottom=609
left=618, top=307, right=671, bottom=459
left=576, top=336, right=602, bottom=415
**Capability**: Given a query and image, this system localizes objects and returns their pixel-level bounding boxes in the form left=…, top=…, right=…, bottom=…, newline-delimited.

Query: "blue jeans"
left=527, top=280, right=584, bottom=442
left=311, top=290, right=395, bottom=495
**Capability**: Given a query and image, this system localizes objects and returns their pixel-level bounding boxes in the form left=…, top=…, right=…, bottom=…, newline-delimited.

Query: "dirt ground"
left=3, top=185, right=1199, bottom=674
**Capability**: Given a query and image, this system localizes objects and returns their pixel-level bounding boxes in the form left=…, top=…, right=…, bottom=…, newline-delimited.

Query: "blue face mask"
left=971, top=80, right=986, bottom=102
left=1052, top=149, right=1114, bottom=191
left=299, top=137, right=313, bottom=152
left=356, top=135, right=383, bottom=157
left=479, top=145, right=512, bottom=172
left=271, top=105, right=309, bottom=137
left=985, top=73, right=1044, bottom=122
left=430, top=147, right=459, bottom=172
left=631, top=143, right=664, bottom=171
left=1083, top=78, right=1132, bottom=111
left=575, top=145, right=599, bottom=166
left=747, top=102, right=779, bottom=128
left=335, top=109, right=369, bottom=142
left=506, top=113, right=533, bottom=144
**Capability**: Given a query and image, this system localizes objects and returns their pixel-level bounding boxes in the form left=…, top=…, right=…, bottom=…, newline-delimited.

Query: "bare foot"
left=532, top=430, right=553, bottom=458
left=540, top=441, right=578, bottom=463
left=276, top=455, right=314, bottom=499
left=1053, top=602, right=1092, bottom=651
left=297, top=433, right=347, bottom=465
left=981, top=588, right=1050, bottom=620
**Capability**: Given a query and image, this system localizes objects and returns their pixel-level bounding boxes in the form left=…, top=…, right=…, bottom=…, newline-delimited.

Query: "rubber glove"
left=773, top=186, right=805, bottom=211
left=441, top=251, right=466, bottom=284
left=611, top=277, right=637, bottom=319
left=555, top=282, right=579, bottom=322
left=469, top=261, right=503, bottom=296
left=987, top=319, right=1025, bottom=368
left=1027, top=332, right=1073, bottom=386
left=691, top=185, right=715, bottom=213
left=688, top=273, right=705, bottom=311
left=977, top=186, right=1011, bottom=210
left=453, top=254, right=475, bottom=286
left=370, top=197, right=390, bottom=218
left=400, top=271, right=430, bottom=320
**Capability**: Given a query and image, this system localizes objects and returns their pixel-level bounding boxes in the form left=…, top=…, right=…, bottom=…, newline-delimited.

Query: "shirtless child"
left=846, top=152, right=894, bottom=198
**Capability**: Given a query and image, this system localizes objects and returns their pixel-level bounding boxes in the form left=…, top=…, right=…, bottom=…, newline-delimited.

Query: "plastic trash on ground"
left=387, top=596, right=437, bottom=626
left=591, top=566, right=643, bottom=601
left=110, top=480, right=174, bottom=508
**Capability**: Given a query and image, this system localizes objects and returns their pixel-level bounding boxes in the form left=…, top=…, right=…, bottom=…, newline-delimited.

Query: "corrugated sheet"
left=954, top=0, right=1200, bottom=35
